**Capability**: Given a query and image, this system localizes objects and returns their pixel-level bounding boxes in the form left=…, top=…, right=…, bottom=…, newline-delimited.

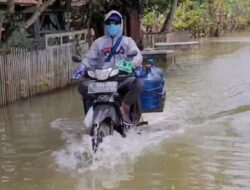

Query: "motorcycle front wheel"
left=91, top=120, right=114, bottom=152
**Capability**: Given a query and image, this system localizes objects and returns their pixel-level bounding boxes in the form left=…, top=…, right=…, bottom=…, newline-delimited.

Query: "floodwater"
left=1, top=33, right=250, bottom=190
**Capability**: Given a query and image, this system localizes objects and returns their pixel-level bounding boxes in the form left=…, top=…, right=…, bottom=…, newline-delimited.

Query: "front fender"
left=93, top=104, right=120, bottom=125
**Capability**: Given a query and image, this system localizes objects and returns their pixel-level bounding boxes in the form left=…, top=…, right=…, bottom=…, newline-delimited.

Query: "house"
left=0, top=0, right=141, bottom=47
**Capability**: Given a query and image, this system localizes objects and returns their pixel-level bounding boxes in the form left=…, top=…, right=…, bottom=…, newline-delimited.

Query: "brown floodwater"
left=1, top=33, right=250, bottom=190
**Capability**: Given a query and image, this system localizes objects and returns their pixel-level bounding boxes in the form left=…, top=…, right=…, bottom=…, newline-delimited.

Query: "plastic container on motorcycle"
left=147, top=58, right=164, bottom=78
left=140, top=65, right=166, bottom=113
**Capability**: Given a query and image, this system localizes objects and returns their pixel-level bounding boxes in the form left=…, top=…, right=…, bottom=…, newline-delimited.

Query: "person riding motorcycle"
left=72, top=10, right=143, bottom=125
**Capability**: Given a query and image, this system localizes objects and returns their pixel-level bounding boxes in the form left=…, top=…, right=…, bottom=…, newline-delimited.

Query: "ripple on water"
left=196, top=111, right=250, bottom=190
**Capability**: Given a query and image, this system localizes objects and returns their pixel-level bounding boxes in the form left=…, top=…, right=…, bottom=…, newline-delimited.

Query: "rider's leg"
left=120, top=102, right=131, bottom=124
left=118, top=77, right=143, bottom=124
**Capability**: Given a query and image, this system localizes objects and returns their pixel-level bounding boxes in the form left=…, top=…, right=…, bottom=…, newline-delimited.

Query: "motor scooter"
left=72, top=51, right=147, bottom=152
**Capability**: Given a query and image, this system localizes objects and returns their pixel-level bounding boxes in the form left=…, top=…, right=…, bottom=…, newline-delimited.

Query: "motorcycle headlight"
left=95, top=68, right=112, bottom=80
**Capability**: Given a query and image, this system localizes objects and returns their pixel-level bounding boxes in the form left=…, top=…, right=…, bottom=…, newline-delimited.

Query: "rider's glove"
left=71, top=64, right=87, bottom=80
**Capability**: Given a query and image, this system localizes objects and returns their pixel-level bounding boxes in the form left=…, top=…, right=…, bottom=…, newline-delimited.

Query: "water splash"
left=51, top=117, right=184, bottom=174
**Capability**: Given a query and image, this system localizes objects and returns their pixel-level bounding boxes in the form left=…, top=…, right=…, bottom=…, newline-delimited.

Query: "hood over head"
left=104, top=10, right=123, bottom=38
left=106, top=13, right=121, bottom=23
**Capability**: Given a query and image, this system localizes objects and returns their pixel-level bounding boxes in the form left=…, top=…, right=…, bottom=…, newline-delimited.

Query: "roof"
left=0, top=0, right=38, bottom=4
left=22, top=6, right=54, bottom=13
left=71, top=0, right=88, bottom=7
left=0, top=0, right=88, bottom=7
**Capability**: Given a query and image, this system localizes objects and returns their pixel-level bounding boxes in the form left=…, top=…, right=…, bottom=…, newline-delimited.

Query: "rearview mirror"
left=72, top=55, right=82, bottom=63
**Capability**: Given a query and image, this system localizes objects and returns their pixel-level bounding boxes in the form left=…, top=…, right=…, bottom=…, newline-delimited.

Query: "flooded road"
left=1, top=34, right=250, bottom=190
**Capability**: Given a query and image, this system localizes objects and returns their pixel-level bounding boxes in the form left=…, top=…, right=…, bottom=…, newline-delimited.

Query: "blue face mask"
left=106, top=24, right=120, bottom=37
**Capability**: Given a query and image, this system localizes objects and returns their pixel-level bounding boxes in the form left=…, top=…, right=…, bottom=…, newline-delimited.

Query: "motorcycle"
left=72, top=51, right=147, bottom=152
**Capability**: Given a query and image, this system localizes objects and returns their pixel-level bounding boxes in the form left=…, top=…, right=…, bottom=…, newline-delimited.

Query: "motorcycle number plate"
left=88, top=81, right=118, bottom=94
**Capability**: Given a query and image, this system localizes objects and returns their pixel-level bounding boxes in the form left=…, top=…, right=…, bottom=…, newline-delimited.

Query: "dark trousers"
left=78, top=76, right=143, bottom=113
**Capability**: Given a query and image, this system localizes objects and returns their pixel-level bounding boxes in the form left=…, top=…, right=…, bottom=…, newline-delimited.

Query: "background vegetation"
left=142, top=0, right=250, bottom=37
left=1, top=0, right=250, bottom=53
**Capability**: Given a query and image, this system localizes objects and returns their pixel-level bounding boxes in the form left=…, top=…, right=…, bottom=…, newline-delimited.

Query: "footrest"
left=137, top=121, right=148, bottom=126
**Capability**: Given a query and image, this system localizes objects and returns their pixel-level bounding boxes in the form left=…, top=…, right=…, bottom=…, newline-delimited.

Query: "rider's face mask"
left=106, top=20, right=121, bottom=37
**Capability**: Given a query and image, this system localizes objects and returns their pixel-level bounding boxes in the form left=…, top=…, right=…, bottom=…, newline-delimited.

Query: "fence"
left=45, top=30, right=88, bottom=49
left=142, top=31, right=191, bottom=49
left=143, top=32, right=168, bottom=49
left=0, top=45, right=88, bottom=106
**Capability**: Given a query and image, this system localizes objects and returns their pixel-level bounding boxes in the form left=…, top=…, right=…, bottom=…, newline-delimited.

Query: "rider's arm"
left=71, top=39, right=100, bottom=80
left=127, top=37, right=143, bottom=67
left=71, top=64, right=86, bottom=80
left=82, top=39, right=100, bottom=68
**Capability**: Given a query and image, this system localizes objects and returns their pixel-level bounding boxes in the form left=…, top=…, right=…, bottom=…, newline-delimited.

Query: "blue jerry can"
left=140, top=64, right=166, bottom=113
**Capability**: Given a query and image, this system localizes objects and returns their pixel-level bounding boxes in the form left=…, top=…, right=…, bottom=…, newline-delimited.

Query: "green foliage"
left=1, top=12, right=37, bottom=50
left=172, top=0, right=213, bottom=37
left=223, top=0, right=250, bottom=27
left=140, top=0, right=172, bottom=15
left=11, top=29, right=42, bottom=50
left=88, top=0, right=134, bottom=18
left=142, top=0, right=250, bottom=37
left=140, top=0, right=174, bottom=32
left=143, top=12, right=155, bottom=26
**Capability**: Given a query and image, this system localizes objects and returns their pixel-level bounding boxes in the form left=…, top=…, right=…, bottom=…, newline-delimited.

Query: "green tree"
left=173, top=0, right=213, bottom=37
left=0, top=0, right=57, bottom=54
left=141, top=0, right=179, bottom=32
left=172, top=0, right=250, bottom=37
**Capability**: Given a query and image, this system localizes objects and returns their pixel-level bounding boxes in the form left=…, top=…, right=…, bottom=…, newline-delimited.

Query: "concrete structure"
left=155, top=41, right=200, bottom=50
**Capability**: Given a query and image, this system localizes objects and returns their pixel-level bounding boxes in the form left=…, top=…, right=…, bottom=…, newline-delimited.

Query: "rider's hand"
left=71, top=64, right=87, bottom=80
left=134, top=66, right=143, bottom=78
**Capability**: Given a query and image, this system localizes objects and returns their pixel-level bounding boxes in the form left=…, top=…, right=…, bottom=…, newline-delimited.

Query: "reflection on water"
left=1, top=34, right=250, bottom=190
left=208, top=105, right=250, bottom=120
left=0, top=88, right=83, bottom=190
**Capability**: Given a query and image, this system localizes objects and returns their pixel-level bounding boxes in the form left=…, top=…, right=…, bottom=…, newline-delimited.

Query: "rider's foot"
left=123, top=115, right=133, bottom=125
left=120, top=103, right=133, bottom=125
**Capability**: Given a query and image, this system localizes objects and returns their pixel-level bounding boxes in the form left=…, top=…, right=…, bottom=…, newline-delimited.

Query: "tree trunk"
left=0, top=0, right=16, bottom=53
left=7, top=0, right=15, bottom=13
left=161, top=0, right=178, bottom=32
left=24, top=0, right=57, bottom=29
left=0, top=23, right=2, bottom=44
left=161, top=11, right=171, bottom=33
